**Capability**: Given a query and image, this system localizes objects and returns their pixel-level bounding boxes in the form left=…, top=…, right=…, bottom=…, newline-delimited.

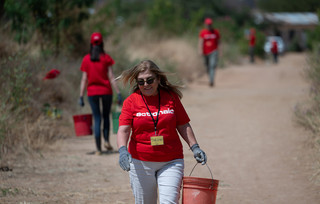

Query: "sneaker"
left=104, top=142, right=113, bottom=151
left=95, top=151, right=102, bottom=155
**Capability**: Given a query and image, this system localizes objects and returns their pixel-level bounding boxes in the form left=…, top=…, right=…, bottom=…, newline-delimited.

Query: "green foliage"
left=4, top=0, right=95, bottom=56
left=4, top=0, right=33, bottom=43
left=147, top=0, right=185, bottom=35
left=145, top=0, right=230, bottom=35
left=258, top=0, right=320, bottom=12
left=0, top=187, right=19, bottom=197
left=306, top=10, right=320, bottom=51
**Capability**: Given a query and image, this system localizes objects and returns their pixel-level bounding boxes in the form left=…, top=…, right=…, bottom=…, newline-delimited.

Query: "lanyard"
left=141, top=90, right=161, bottom=135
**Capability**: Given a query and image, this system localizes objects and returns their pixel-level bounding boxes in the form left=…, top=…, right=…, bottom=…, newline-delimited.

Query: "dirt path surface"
left=1, top=53, right=320, bottom=203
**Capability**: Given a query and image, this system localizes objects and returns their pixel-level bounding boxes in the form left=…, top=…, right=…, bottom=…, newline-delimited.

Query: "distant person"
left=79, top=32, right=122, bottom=155
left=117, top=60, right=207, bottom=203
left=248, top=28, right=256, bottom=63
left=198, top=17, right=220, bottom=87
left=271, top=39, right=278, bottom=63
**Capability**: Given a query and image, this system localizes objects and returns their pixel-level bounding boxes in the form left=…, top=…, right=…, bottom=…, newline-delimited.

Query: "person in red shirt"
left=271, top=39, right=278, bottom=64
left=198, top=17, right=220, bottom=87
left=248, top=28, right=256, bottom=63
left=117, top=60, right=207, bottom=203
left=79, top=32, right=122, bottom=155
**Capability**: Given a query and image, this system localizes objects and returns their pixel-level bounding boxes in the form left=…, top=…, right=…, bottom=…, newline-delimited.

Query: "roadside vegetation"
left=294, top=10, right=320, bottom=184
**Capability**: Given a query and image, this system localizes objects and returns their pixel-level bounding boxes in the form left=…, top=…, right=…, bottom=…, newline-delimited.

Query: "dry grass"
left=0, top=50, right=82, bottom=163
left=294, top=51, right=320, bottom=184
left=110, top=27, right=205, bottom=84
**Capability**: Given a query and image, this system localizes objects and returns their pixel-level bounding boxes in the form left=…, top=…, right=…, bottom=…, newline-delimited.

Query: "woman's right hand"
left=118, top=146, right=132, bottom=171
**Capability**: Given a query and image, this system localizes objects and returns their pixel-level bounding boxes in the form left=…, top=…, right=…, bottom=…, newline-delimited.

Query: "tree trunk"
left=0, top=0, right=5, bottom=20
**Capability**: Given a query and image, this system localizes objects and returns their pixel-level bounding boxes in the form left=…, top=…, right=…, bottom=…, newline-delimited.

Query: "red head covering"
left=90, top=32, right=103, bottom=46
left=204, top=18, right=213, bottom=25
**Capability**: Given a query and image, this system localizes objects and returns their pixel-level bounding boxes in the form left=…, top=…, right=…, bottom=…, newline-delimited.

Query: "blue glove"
left=117, top=93, right=123, bottom=105
left=191, top=144, right=207, bottom=165
left=118, top=146, right=132, bottom=171
left=78, top=96, right=84, bottom=107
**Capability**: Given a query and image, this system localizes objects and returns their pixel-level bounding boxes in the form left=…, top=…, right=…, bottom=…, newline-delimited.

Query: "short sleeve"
left=102, top=54, right=115, bottom=67
left=173, top=94, right=190, bottom=126
left=199, top=29, right=205, bottom=38
left=216, top=30, right=220, bottom=41
left=119, top=96, right=134, bottom=126
left=80, top=55, right=89, bottom=72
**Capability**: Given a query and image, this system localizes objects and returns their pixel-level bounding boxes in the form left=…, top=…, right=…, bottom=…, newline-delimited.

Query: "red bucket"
left=73, top=114, right=93, bottom=136
left=182, top=163, right=219, bottom=204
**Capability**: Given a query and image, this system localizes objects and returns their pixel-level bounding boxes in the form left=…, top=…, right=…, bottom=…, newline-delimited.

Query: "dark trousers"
left=88, top=95, right=112, bottom=151
left=273, top=53, right=278, bottom=63
left=249, top=46, right=255, bottom=63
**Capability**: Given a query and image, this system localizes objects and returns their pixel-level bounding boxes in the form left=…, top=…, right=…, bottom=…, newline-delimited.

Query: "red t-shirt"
left=271, top=41, right=278, bottom=54
left=249, top=34, right=256, bottom=46
left=199, top=28, right=220, bottom=55
left=119, top=89, right=190, bottom=162
left=80, top=53, right=115, bottom=96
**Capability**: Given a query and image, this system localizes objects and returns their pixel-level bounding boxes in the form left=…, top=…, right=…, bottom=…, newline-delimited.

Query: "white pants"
left=129, top=158, right=184, bottom=204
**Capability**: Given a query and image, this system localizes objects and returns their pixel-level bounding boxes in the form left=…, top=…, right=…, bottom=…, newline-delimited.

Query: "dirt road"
left=1, top=53, right=320, bottom=203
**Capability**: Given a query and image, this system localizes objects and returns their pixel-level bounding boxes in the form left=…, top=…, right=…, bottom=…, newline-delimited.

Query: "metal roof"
left=264, top=12, right=319, bottom=25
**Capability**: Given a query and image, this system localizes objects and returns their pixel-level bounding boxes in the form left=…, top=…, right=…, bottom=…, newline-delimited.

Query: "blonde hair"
left=120, top=60, right=183, bottom=98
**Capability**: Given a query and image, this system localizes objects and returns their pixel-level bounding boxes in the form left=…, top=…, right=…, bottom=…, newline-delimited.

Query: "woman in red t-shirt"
left=271, top=40, right=278, bottom=63
left=198, top=17, right=220, bottom=87
left=79, top=32, right=122, bottom=155
left=117, top=60, right=207, bottom=203
left=248, top=28, right=256, bottom=63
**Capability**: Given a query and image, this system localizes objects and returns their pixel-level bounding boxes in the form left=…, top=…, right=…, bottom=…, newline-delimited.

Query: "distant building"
left=254, top=12, right=319, bottom=51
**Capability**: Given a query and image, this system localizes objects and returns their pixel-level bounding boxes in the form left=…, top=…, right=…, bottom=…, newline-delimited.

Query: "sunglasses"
left=137, top=77, right=155, bottom=86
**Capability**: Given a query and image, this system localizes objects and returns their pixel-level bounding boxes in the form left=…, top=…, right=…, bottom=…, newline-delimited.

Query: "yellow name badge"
left=151, top=136, right=164, bottom=146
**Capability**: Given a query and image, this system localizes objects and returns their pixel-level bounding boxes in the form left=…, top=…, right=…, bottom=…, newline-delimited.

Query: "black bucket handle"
left=188, top=163, right=215, bottom=189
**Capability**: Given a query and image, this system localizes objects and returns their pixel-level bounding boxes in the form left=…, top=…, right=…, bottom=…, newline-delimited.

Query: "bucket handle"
left=189, top=163, right=215, bottom=189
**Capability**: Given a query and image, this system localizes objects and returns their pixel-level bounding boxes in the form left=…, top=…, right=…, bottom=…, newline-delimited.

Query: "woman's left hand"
left=191, top=144, right=207, bottom=165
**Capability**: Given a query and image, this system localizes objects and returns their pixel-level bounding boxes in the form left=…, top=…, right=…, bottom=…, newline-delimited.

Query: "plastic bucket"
left=112, top=111, right=121, bottom=134
left=112, top=105, right=122, bottom=134
left=72, top=114, right=92, bottom=136
left=182, top=163, right=219, bottom=204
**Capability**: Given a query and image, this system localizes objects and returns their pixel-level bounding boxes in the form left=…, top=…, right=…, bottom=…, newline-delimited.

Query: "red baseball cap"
left=204, top=18, right=213, bottom=25
left=90, top=32, right=103, bottom=45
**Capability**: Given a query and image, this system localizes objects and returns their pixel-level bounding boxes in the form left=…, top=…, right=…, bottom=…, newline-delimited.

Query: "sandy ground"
left=1, top=53, right=320, bottom=203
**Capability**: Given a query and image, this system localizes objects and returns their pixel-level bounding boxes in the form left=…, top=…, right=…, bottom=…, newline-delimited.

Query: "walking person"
left=198, top=17, right=220, bottom=87
left=79, top=32, right=122, bottom=155
left=248, top=28, right=256, bottom=63
left=117, top=60, right=207, bottom=204
left=271, top=39, right=278, bottom=63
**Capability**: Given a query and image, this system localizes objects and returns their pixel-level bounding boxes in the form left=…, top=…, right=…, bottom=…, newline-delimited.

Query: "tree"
left=4, top=0, right=95, bottom=56
left=258, top=0, right=320, bottom=12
